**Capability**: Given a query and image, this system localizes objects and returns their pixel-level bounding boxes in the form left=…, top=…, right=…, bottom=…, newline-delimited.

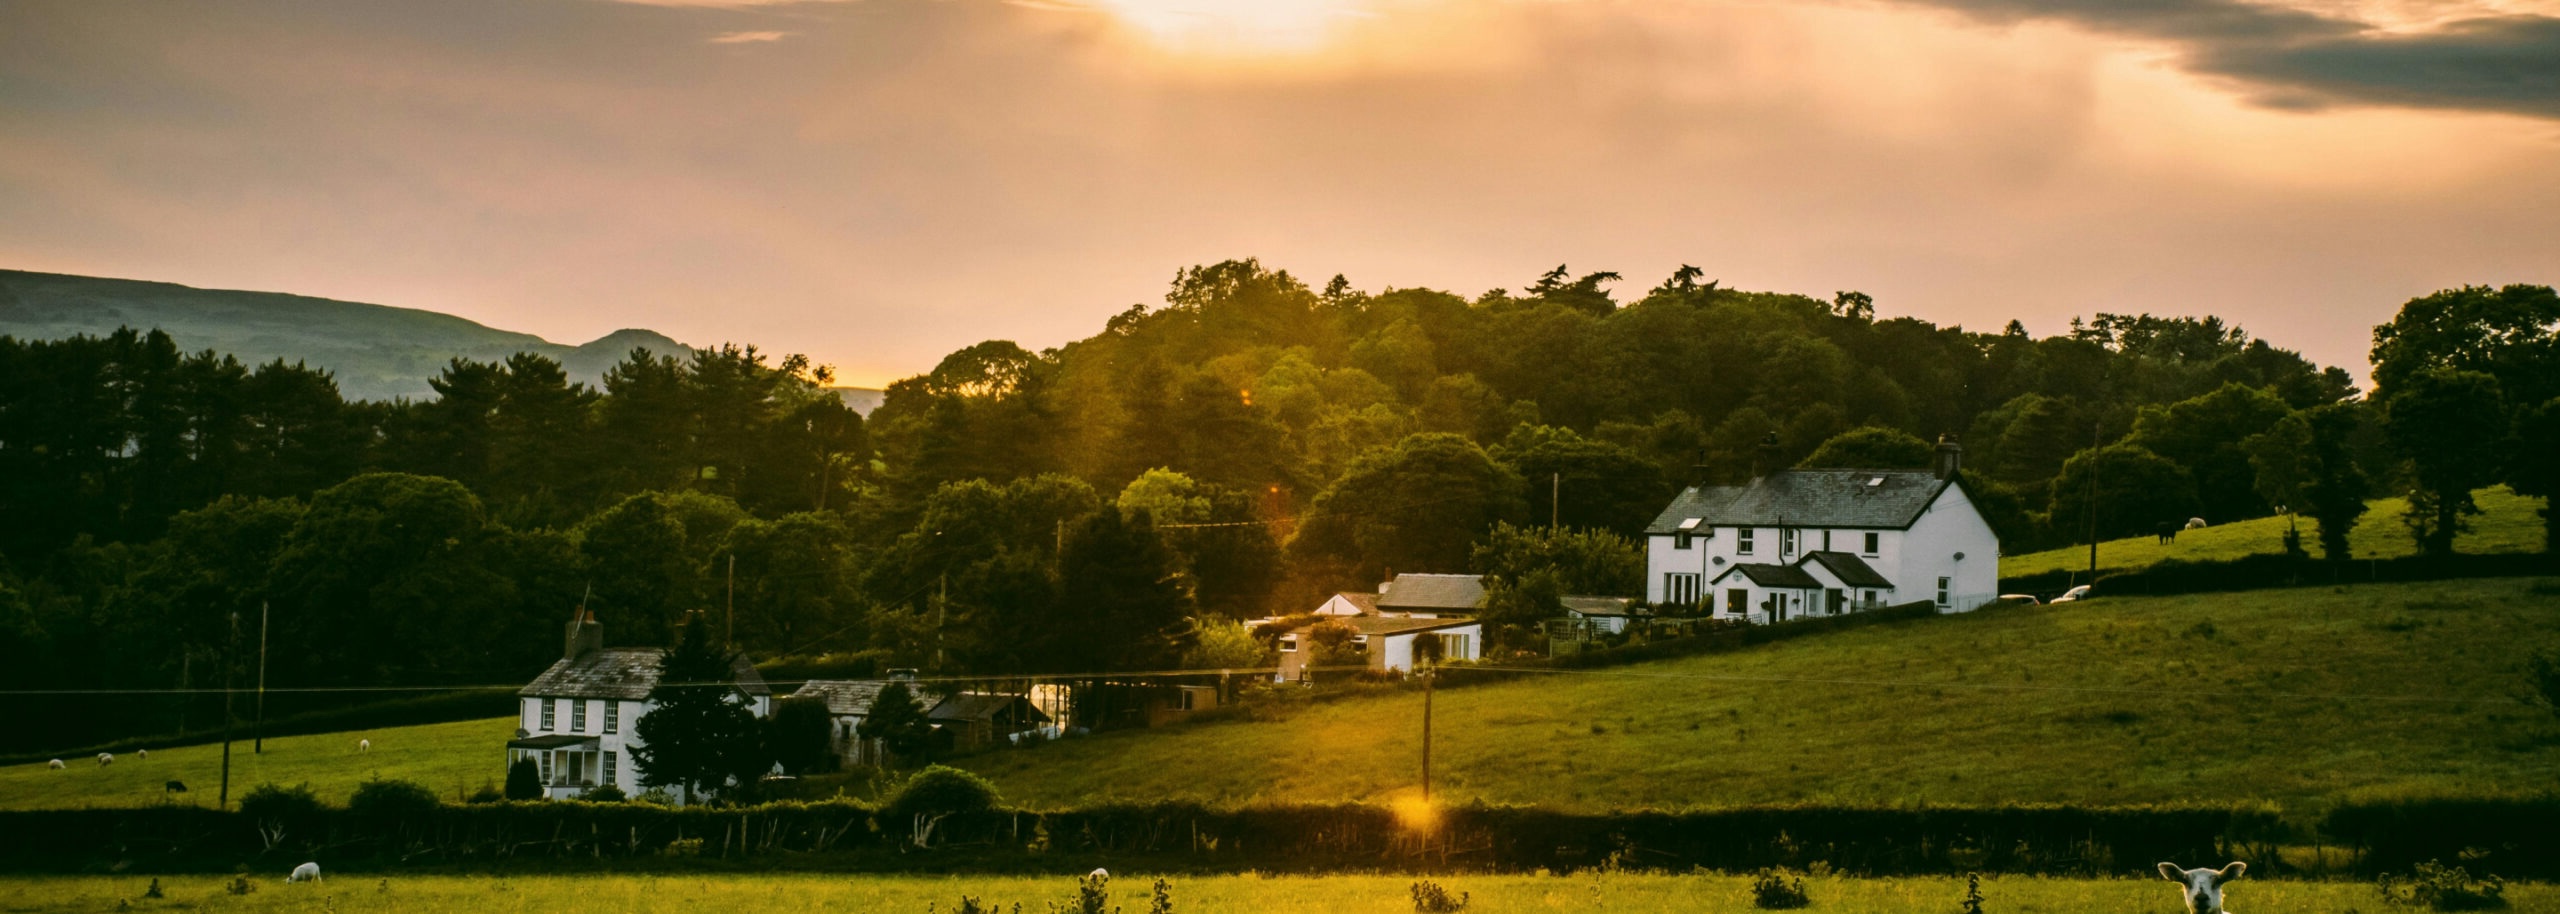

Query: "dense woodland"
left=1, top=261, right=2553, bottom=752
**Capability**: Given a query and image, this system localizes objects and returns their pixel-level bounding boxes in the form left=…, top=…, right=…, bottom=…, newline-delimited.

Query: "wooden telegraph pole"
left=253, top=600, right=269, bottom=754
left=219, top=611, right=238, bottom=809
left=2086, top=420, right=2102, bottom=585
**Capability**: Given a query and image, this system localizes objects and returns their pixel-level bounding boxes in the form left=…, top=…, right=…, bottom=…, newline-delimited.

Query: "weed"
left=227, top=875, right=257, bottom=896
left=1961, top=872, right=1984, bottom=914
left=1750, top=869, right=1810, bottom=909
left=143, top=879, right=162, bottom=899
left=2377, top=860, right=2506, bottom=911
left=1411, top=879, right=1469, bottom=913
left=1149, top=879, right=1173, bottom=914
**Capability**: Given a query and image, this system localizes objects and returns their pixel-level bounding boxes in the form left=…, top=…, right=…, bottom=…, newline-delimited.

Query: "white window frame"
left=1936, top=576, right=1951, bottom=607
left=1737, top=528, right=1755, bottom=555
left=572, top=700, right=588, bottom=733
left=604, top=702, right=619, bottom=734
left=539, top=699, right=555, bottom=731
left=604, top=751, right=617, bottom=786
left=1864, top=532, right=1880, bottom=555
left=1665, top=572, right=1700, bottom=606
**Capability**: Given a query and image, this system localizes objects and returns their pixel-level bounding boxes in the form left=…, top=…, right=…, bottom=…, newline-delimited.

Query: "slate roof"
left=792, top=679, right=887, bottom=717
left=928, top=692, right=1051, bottom=724
left=1284, top=615, right=1480, bottom=637
left=507, top=734, right=598, bottom=750
left=1646, top=470, right=1951, bottom=534
left=1802, top=551, right=1895, bottom=589
left=1377, top=573, right=1485, bottom=610
left=1711, top=562, right=1824, bottom=589
left=519, top=648, right=772, bottom=701
left=1324, top=593, right=1381, bottom=614
left=1561, top=595, right=1639, bottom=617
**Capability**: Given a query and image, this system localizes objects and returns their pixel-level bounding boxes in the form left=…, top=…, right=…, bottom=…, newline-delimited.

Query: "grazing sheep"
left=96, top=753, right=113, bottom=767
left=288, top=862, right=322, bottom=883
left=136, top=749, right=147, bottom=760
left=1089, top=868, right=1109, bottom=881
left=2185, top=517, right=2208, bottom=530
left=358, top=739, right=371, bottom=753
left=165, top=780, right=187, bottom=793
left=2155, top=521, right=2179, bottom=544
left=2158, top=861, right=2245, bottom=914
left=47, top=759, right=64, bottom=770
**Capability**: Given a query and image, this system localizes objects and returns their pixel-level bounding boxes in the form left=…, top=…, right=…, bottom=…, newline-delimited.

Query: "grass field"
left=6, top=872, right=2545, bottom=914
left=1999, top=486, right=2545, bottom=581
left=0, top=717, right=514, bottom=811
left=954, top=577, right=2560, bottom=812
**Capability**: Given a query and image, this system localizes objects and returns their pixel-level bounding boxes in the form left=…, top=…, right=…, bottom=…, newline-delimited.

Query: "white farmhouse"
left=509, top=610, right=771, bottom=800
left=1273, top=573, right=1486, bottom=680
left=1644, top=436, right=1998, bottom=621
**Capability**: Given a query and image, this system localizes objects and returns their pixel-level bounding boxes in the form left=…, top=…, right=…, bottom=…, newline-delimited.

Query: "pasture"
left=0, top=717, right=513, bottom=811
left=1999, top=486, right=2543, bottom=581
left=6, top=872, right=2545, bottom=914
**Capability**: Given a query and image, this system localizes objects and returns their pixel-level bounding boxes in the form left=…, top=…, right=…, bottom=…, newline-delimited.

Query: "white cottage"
left=790, top=679, right=888, bottom=768
left=1273, top=573, right=1486, bottom=680
left=509, top=610, right=771, bottom=800
left=1645, top=436, right=1998, bottom=621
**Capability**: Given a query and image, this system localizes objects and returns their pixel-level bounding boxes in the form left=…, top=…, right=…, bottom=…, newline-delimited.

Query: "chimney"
left=1379, top=568, right=1394, bottom=594
left=1933, top=432, right=1964, bottom=481
left=564, top=608, right=602, bottom=661
left=1752, top=432, right=1781, bottom=479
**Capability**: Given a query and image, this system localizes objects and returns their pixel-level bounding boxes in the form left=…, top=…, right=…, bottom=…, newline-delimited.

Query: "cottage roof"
left=792, top=679, right=887, bottom=717
left=519, top=649, right=771, bottom=701
left=1291, top=615, right=1479, bottom=637
left=1645, top=470, right=1952, bottom=533
left=507, top=733, right=598, bottom=751
left=1324, top=593, right=1381, bottom=615
left=1561, top=595, right=1639, bottom=617
left=1376, top=573, right=1485, bottom=611
left=1711, top=562, right=1824, bottom=589
left=1801, top=551, right=1895, bottom=589
left=928, top=692, right=1051, bottom=724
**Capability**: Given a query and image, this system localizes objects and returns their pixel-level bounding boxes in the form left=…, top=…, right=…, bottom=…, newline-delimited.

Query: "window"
left=1737, top=528, right=1755, bottom=555
left=1439, top=633, right=1473, bottom=658
left=1674, top=532, right=1692, bottom=550
left=572, top=700, right=588, bottom=733
left=604, top=751, right=618, bottom=786
left=604, top=702, right=619, bottom=734
left=538, top=752, right=553, bottom=784
left=1936, top=576, right=1951, bottom=607
left=539, top=699, right=555, bottom=731
left=1781, top=529, right=1797, bottom=557
left=1821, top=530, right=1833, bottom=551
left=1280, top=636, right=1298, bottom=653
left=1726, top=588, right=1749, bottom=615
left=1664, top=573, right=1700, bottom=606
left=1864, top=532, right=1880, bottom=555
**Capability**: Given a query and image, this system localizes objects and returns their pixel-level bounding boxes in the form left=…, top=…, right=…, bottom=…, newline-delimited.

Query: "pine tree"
left=630, top=615, right=766, bottom=803
left=857, top=681, right=933, bottom=767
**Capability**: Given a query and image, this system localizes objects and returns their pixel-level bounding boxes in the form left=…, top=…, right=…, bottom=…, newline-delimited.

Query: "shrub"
left=348, top=778, right=439, bottom=821
left=466, top=783, right=504, bottom=804
left=1750, top=868, right=1811, bottom=910
left=1065, top=870, right=1109, bottom=914
left=1411, top=879, right=1469, bottom=913
left=2525, top=649, right=2560, bottom=722
left=504, top=758, right=542, bottom=800
left=2379, top=860, right=2507, bottom=911
left=581, top=784, right=627, bottom=803
left=883, top=765, right=1002, bottom=822
left=238, top=783, right=323, bottom=824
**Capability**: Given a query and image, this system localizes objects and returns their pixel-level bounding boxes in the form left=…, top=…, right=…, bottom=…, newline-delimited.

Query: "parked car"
left=2049, top=585, right=2094, bottom=604
left=1993, top=593, right=2041, bottom=606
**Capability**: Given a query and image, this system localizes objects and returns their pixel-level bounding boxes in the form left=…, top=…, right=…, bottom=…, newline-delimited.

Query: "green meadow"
left=0, top=717, right=514, bottom=811
left=1999, top=486, right=2545, bottom=581
left=8, top=872, right=2544, bottom=914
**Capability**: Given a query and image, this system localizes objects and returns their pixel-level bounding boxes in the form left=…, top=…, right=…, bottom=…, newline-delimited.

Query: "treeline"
left=2, top=264, right=2553, bottom=753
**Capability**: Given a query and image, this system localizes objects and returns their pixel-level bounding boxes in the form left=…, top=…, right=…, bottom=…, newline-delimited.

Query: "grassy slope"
left=2001, top=487, right=2545, bottom=581
left=0, top=717, right=514, bottom=811
left=6, top=873, right=2544, bottom=914
left=956, top=577, right=2560, bottom=812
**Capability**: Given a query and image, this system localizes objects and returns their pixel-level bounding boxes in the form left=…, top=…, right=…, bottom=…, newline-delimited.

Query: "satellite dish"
left=514, top=728, right=530, bottom=739
left=1954, top=552, right=1966, bottom=561
left=1712, top=557, right=1726, bottom=566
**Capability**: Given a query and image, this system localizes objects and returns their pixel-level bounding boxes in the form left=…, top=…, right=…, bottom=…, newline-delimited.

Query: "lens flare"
left=1075, top=0, right=1376, bottom=55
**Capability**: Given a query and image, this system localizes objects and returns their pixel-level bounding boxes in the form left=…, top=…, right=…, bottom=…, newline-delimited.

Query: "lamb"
left=96, top=752, right=113, bottom=766
left=358, top=739, right=371, bottom=753
left=288, top=862, right=322, bottom=883
left=47, top=759, right=63, bottom=770
left=2158, top=861, right=2245, bottom=914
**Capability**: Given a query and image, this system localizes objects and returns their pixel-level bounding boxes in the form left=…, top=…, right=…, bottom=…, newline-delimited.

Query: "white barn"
left=1644, top=438, right=1998, bottom=621
left=510, top=610, right=771, bottom=800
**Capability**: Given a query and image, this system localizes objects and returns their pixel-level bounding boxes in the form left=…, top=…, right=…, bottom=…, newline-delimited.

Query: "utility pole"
left=2085, top=419, right=2102, bottom=585
left=1420, top=664, right=1434, bottom=803
left=219, top=611, right=238, bottom=810
left=253, top=601, right=269, bottom=754
left=725, top=554, right=736, bottom=649
left=1550, top=472, right=1560, bottom=529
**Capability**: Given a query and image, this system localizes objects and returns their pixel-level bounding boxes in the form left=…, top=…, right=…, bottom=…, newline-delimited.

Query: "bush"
left=882, top=765, right=1002, bottom=822
left=2379, top=860, right=2507, bottom=911
left=1750, top=868, right=1810, bottom=909
left=466, top=783, right=504, bottom=804
left=237, top=783, right=323, bottom=824
left=1411, top=879, right=1469, bottom=913
left=504, top=758, right=542, bottom=800
left=348, top=778, right=440, bottom=821
left=580, top=784, right=628, bottom=803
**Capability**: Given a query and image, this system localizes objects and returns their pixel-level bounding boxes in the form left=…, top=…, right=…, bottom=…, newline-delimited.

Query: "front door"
left=1827, top=588, right=1844, bottom=615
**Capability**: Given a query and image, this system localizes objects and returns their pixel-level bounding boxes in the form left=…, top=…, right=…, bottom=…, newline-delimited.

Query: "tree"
left=2505, top=398, right=2560, bottom=558
left=857, top=681, right=934, bottom=767
left=1180, top=617, right=1272, bottom=670
left=629, top=615, right=766, bottom=804
left=767, top=695, right=836, bottom=776
left=2048, top=445, right=2202, bottom=542
left=2245, top=403, right=2369, bottom=563
left=1045, top=510, right=1195, bottom=673
left=1469, top=522, right=1642, bottom=596
left=1493, top=425, right=1670, bottom=536
left=1289, top=433, right=1524, bottom=580
left=2128, top=383, right=2295, bottom=522
left=2369, top=284, right=2560, bottom=409
left=1799, top=426, right=1933, bottom=469
left=2384, top=369, right=2508, bottom=557
left=504, top=758, right=543, bottom=801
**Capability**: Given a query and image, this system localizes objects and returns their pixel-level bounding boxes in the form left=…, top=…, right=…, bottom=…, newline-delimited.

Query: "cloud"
left=1902, top=0, right=2560, bottom=118
left=708, top=29, right=790, bottom=42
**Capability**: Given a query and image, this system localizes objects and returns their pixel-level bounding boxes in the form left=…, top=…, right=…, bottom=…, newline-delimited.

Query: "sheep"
left=136, top=749, right=147, bottom=760
left=47, top=759, right=63, bottom=770
left=2184, top=517, right=2208, bottom=530
left=288, top=862, right=322, bottom=883
left=358, top=739, right=371, bottom=753
left=165, top=780, right=187, bottom=794
left=1089, top=868, right=1110, bottom=881
left=2158, top=861, right=2245, bottom=914
left=96, top=752, right=113, bottom=767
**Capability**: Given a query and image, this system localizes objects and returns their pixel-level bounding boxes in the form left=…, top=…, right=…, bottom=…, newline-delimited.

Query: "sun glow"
left=1072, top=0, right=1379, bottom=55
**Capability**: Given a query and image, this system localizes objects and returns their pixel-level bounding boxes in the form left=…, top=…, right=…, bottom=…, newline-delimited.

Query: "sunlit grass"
left=0, top=717, right=514, bottom=811
left=2001, top=487, right=2546, bottom=581
left=3, top=872, right=2547, bottom=914
left=954, top=577, right=2560, bottom=811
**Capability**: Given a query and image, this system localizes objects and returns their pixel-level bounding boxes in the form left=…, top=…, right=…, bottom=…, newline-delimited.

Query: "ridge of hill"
left=0, top=269, right=695, bottom=402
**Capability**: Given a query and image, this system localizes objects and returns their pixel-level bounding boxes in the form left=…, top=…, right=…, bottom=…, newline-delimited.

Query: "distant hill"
left=0, top=269, right=697, bottom=402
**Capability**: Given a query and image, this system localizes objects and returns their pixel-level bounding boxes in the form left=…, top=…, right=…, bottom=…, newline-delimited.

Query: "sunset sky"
left=3, top=0, right=2555, bottom=387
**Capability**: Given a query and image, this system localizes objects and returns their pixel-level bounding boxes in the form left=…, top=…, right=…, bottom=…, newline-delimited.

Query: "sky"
left=2, top=0, right=2555, bottom=388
